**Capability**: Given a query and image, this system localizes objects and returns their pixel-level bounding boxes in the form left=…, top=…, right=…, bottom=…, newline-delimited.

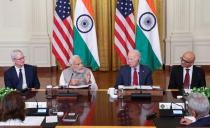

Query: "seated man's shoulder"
left=171, top=65, right=182, bottom=71
left=120, top=65, right=130, bottom=70
left=62, top=66, right=72, bottom=73
left=140, top=64, right=152, bottom=72
left=4, top=66, right=16, bottom=74
left=24, top=64, right=37, bottom=69
left=193, top=65, right=204, bottom=70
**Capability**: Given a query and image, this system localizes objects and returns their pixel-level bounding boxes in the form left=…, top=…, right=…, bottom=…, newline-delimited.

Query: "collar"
left=132, top=64, right=140, bottom=71
left=184, top=65, right=193, bottom=70
left=15, top=65, right=24, bottom=70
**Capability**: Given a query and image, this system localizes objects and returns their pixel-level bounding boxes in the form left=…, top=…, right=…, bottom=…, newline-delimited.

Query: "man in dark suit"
left=180, top=93, right=210, bottom=127
left=4, top=49, right=40, bottom=91
left=168, top=51, right=206, bottom=89
left=115, top=50, right=153, bottom=89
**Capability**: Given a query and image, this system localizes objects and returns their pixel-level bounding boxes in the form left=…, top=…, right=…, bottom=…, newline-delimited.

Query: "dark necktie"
left=184, top=69, right=190, bottom=89
left=133, top=68, right=138, bottom=86
left=18, top=69, right=23, bottom=90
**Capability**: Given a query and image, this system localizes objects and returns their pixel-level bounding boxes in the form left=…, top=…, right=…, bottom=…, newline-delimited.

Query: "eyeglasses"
left=15, top=56, right=25, bottom=61
left=180, top=57, right=192, bottom=64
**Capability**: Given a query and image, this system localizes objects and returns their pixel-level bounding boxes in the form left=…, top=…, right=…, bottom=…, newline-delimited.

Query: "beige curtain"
left=56, top=0, right=165, bottom=71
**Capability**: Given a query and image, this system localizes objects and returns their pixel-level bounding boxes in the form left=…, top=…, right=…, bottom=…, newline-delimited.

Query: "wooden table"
left=24, top=89, right=182, bottom=127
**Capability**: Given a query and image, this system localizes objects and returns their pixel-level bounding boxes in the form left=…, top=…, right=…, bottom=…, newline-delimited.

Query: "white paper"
left=152, top=86, right=161, bottom=89
left=123, top=86, right=136, bottom=89
left=25, top=102, right=47, bottom=108
left=140, top=85, right=153, bottom=90
left=53, top=86, right=59, bottom=88
left=159, top=103, right=171, bottom=109
left=68, top=84, right=90, bottom=89
left=172, top=103, right=185, bottom=109
left=0, top=116, right=44, bottom=126
left=24, top=116, right=44, bottom=125
left=46, top=116, right=58, bottom=123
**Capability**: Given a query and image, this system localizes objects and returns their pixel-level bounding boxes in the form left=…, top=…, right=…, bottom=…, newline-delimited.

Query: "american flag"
left=52, top=0, right=73, bottom=69
left=114, top=0, right=135, bottom=64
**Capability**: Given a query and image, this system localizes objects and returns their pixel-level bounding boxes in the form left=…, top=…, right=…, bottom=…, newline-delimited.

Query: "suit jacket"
left=188, top=116, right=210, bottom=127
left=168, top=65, right=206, bottom=89
left=115, top=64, right=153, bottom=89
left=4, top=64, right=40, bottom=90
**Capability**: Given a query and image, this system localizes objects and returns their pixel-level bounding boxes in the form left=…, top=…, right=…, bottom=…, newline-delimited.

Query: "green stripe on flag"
left=74, top=26, right=99, bottom=71
left=135, top=26, right=162, bottom=71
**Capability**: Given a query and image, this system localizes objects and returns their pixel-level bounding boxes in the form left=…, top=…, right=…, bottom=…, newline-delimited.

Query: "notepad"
left=46, top=116, right=58, bottom=123
left=25, top=102, right=47, bottom=108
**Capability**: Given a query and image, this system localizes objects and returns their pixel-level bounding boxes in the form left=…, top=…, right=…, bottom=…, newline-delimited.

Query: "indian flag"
left=73, top=0, right=100, bottom=70
left=135, top=0, right=162, bottom=71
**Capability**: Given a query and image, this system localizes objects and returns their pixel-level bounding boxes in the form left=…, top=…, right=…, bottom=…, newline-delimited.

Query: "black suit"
left=4, top=64, right=40, bottom=90
left=168, top=65, right=206, bottom=89
left=115, top=64, right=153, bottom=89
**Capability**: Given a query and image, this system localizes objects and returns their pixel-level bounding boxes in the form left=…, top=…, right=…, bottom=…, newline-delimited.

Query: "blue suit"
left=4, top=64, right=40, bottom=90
left=188, top=116, right=210, bottom=127
left=115, top=64, right=153, bottom=89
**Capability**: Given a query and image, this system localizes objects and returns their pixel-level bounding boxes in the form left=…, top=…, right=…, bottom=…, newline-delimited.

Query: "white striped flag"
left=114, top=0, right=136, bottom=64
left=52, top=0, right=73, bottom=69
left=135, top=0, right=162, bottom=71
left=73, top=0, right=100, bottom=70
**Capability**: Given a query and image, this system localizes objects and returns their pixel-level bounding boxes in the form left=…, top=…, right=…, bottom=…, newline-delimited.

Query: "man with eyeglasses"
left=168, top=51, right=206, bottom=89
left=4, top=49, right=40, bottom=91
left=115, top=49, right=153, bottom=89
left=59, top=55, right=98, bottom=91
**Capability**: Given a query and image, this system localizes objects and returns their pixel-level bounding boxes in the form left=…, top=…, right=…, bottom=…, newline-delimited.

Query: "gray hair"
left=10, top=49, right=23, bottom=60
left=69, top=55, right=81, bottom=65
left=187, top=93, right=210, bottom=117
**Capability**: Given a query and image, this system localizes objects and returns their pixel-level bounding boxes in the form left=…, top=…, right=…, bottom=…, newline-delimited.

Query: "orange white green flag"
left=73, top=0, right=100, bottom=70
left=135, top=0, right=162, bottom=71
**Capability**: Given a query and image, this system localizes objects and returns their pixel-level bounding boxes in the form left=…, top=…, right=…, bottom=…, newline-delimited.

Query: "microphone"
left=67, top=72, right=74, bottom=87
left=32, top=95, right=48, bottom=116
left=33, top=95, right=39, bottom=111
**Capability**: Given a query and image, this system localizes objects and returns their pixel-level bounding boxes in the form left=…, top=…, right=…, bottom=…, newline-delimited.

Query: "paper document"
left=122, top=86, right=136, bottom=90
left=119, top=85, right=153, bottom=90
left=140, top=85, right=153, bottom=90
left=0, top=116, right=44, bottom=126
left=68, top=84, right=90, bottom=89
left=152, top=86, right=161, bottom=89
left=172, top=103, right=185, bottom=109
left=24, top=116, right=44, bottom=125
left=46, top=116, right=58, bottom=123
left=25, top=102, right=47, bottom=108
left=159, top=103, right=171, bottom=109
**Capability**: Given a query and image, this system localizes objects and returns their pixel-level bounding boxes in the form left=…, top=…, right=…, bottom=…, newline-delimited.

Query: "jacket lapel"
left=138, top=65, right=143, bottom=85
left=179, top=66, right=184, bottom=85
left=12, top=66, right=19, bottom=84
left=128, top=67, right=131, bottom=85
left=191, top=66, right=195, bottom=86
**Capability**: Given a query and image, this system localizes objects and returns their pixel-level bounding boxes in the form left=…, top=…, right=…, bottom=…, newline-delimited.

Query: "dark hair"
left=0, top=91, right=25, bottom=121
